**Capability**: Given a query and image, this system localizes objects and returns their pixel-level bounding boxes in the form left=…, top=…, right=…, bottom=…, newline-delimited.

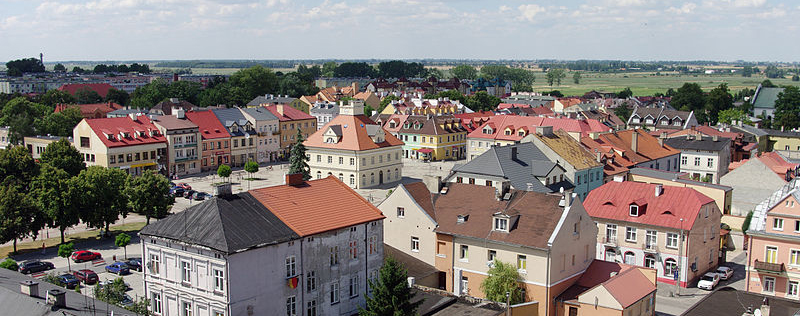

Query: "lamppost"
left=676, top=217, right=685, bottom=296
left=506, top=291, right=511, bottom=316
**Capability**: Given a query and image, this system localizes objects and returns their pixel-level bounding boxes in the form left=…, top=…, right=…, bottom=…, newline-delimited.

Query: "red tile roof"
left=581, top=129, right=680, bottom=166
left=58, top=83, right=115, bottom=98
left=264, top=105, right=314, bottom=121
left=759, top=151, right=798, bottom=179
left=304, top=114, right=404, bottom=151
left=570, top=261, right=656, bottom=308
left=184, top=110, right=231, bottom=140
left=83, top=115, right=166, bottom=148
left=584, top=181, right=714, bottom=230
left=468, top=115, right=611, bottom=141
left=249, top=176, right=385, bottom=236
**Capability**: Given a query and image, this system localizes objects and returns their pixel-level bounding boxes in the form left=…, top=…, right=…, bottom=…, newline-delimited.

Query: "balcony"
left=174, top=156, right=198, bottom=162
left=600, top=235, right=618, bottom=246
left=258, top=132, right=270, bottom=137
left=753, top=260, right=785, bottom=274
left=173, top=142, right=197, bottom=148
left=272, top=130, right=281, bottom=135
left=642, top=243, right=658, bottom=253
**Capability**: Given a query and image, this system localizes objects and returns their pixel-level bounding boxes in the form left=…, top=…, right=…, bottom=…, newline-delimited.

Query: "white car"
left=716, top=266, right=733, bottom=280
left=698, top=272, right=720, bottom=290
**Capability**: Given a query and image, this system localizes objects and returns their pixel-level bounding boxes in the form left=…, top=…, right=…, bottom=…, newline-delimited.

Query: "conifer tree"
left=289, top=129, right=310, bottom=180
left=359, top=257, right=422, bottom=316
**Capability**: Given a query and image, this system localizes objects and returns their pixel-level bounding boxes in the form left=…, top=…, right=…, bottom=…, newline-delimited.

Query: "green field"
left=150, top=67, right=296, bottom=75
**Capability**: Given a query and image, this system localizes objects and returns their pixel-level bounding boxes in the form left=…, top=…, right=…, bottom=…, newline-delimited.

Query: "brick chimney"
left=631, top=130, right=639, bottom=152
left=286, top=173, right=304, bottom=186
left=277, top=104, right=285, bottom=117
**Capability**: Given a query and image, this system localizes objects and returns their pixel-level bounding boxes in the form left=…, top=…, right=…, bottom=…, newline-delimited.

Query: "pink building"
left=746, top=185, right=800, bottom=299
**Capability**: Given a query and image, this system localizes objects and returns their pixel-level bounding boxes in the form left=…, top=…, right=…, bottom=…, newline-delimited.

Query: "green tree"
left=742, top=211, right=753, bottom=233
left=451, top=65, right=478, bottom=80
left=289, top=129, right=310, bottom=180
left=481, top=260, right=524, bottom=304
left=705, top=83, right=734, bottom=124
left=0, top=97, right=50, bottom=144
left=761, top=79, right=776, bottom=88
left=773, top=86, right=800, bottom=130
left=614, top=105, right=632, bottom=122
left=671, top=83, right=706, bottom=121
left=217, top=165, right=232, bottom=184
left=39, top=89, right=75, bottom=108
left=53, top=63, right=66, bottom=72
left=168, top=81, right=202, bottom=105
left=32, top=164, right=80, bottom=243
left=130, top=78, right=171, bottom=109
left=573, top=72, right=582, bottom=84
left=40, top=139, right=85, bottom=177
left=793, top=75, right=800, bottom=82
left=359, top=257, right=422, bottom=316
left=71, top=66, right=86, bottom=74
left=94, top=277, right=127, bottom=304
left=0, top=145, right=38, bottom=186
left=35, top=107, right=83, bottom=137
left=546, top=68, right=566, bottom=86
left=6, top=58, right=45, bottom=76
left=741, top=66, right=753, bottom=77
left=73, top=166, right=129, bottom=237
left=322, top=61, right=337, bottom=77
left=0, top=184, right=41, bottom=253
left=764, top=65, right=783, bottom=79
left=58, top=242, right=74, bottom=271
left=717, top=108, right=750, bottom=125
left=479, top=65, right=535, bottom=85
left=0, top=258, right=18, bottom=271
left=228, top=66, right=279, bottom=102
left=244, top=160, right=259, bottom=190
left=617, top=87, right=633, bottom=99
left=511, top=83, right=534, bottom=92
left=74, top=88, right=103, bottom=104
left=105, top=88, right=130, bottom=106
left=465, top=91, right=501, bottom=112
left=334, top=62, right=376, bottom=78
left=124, top=170, right=173, bottom=224
left=379, top=95, right=401, bottom=113
left=115, top=233, right=131, bottom=259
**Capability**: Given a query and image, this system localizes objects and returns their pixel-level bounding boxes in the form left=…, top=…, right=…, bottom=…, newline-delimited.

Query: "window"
left=286, top=256, right=296, bottom=277
left=666, top=233, right=679, bottom=249
left=151, top=292, right=162, bottom=314
left=339, top=157, right=343, bottom=164
left=183, top=302, right=192, bottom=316
left=307, top=300, right=317, bottom=316
left=181, top=261, right=191, bottom=283
left=330, top=282, right=340, bottom=304
left=350, top=174, right=355, bottom=185
left=774, top=218, right=784, bottom=231
left=517, top=255, right=527, bottom=271
left=213, top=269, right=224, bottom=291
left=437, top=242, right=446, bottom=256
left=644, top=255, right=656, bottom=268
left=397, top=207, right=405, bottom=218
left=694, top=157, right=700, bottom=166
left=307, top=271, right=316, bottom=292
left=766, top=246, right=778, bottom=263
left=664, top=258, right=678, bottom=277
left=629, top=205, right=639, bottom=217
left=486, top=180, right=492, bottom=187
left=330, top=246, right=339, bottom=265
left=149, top=254, right=160, bottom=275
left=460, top=276, right=468, bottom=294
left=110, top=155, right=115, bottom=164
left=764, top=276, right=776, bottom=293
left=606, top=224, right=617, bottom=242
left=460, top=245, right=468, bottom=261
left=286, top=296, right=296, bottom=316
left=625, top=227, right=637, bottom=242
left=796, top=220, right=800, bottom=232
left=327, top=156, right=332, bottom=164
left=411, top=237, right=419, bottom=252
left=316, top=155, right=321, bottom=162
left=488, top=250, right=497, bottom=262
left=707, top=158, right=714, bottom=167
left=369, top=235, right=377, bottom=255
left=646, top=230, right=657, bottom=250
left=349, top=275, right=359, bottom=297
left=494, top=217, right=508, bottom=231
left=624, top=252, right=635, bottom=265
left=350, top=158, right=355, bottom=165
left=349, top=241, right=357, bottom=259
left=789, top=281, right=799, bottom=297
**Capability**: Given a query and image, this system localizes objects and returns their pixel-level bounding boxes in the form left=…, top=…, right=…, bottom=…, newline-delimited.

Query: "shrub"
left=0, top=258, right=18, bottom=271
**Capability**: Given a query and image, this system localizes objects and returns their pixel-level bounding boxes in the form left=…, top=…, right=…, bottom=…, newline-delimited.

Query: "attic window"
left=493, top=216, right=509, bottom=232
left=504, top=129, right=512, bottom=136
left=457, top=214, right=468, bottom=224
left=483, top=127, right=492, bottom=135
left=326, top=138, right=335, bottom=143
left=629, top=205, right=639, bottom=217
left=603, top=201, right=614, bottom=206
left=662, top=210, right=673, bottom=215
left=518, top=130, right=525, bottom=137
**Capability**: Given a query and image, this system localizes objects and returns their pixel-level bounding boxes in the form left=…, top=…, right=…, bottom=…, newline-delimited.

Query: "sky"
left=1, top=0, right=798, bottom=62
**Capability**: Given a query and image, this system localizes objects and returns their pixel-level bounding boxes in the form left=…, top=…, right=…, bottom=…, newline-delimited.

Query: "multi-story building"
left=264, top=104, right=316, bottom=159
left=664, top=134, right=731, bottom=184
left=581, top=129, right=682, bottom=182
left=524, top=127, right=605, bottom=200
left=751, top=83, right=784, bottom=119
left=239, top=107, right=280, bottom=163
left=628, top=167, right=733, bottom=216
left=304, top=101, right=404, bottom=189
left=381, top=98, right=470, bottom=116
left=54, top=102, right=123, bottom=119
left=584, top=181, right=721, bottom=287
left=765, top=128, right=800, bottom=159
left=626, top=106, right=698, bottom=130
left=211, top=108, right=257, bottom=167
left=152, top=112, right=201, bottom=177
left=150, top=99, right=196, bottom=116
left=381, top=179, right=597, bottom=316
left=554, top=260, right=657, bottom=316
left=397, top=115, right=467, bottom=161
left=140, top=175, right=385, bottom=316
left=309, top=102, right=339, bottom=130
left=72, top=114, right=167, bottom=176
left=23, top=135, right=71, bottom=159
left=184, top=110, right=231, bottom=172
left=246, top=94, right=297, bottom=108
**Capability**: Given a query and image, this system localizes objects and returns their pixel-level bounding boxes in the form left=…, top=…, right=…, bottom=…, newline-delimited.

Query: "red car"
left=71, top=250, right=101, bottom=263
left=73, top=269, right=99, bottom=284
left=177, top=183, right=192, bottom=190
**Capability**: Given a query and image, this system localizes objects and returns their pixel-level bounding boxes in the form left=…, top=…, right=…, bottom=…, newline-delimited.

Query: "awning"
left=130, top=162, right=157, bottom=168
left=417, top=148, right=433, bottom=154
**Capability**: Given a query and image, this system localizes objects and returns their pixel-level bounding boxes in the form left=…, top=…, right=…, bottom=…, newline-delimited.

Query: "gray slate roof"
left=240, top=107, right=278, bottom=121
left=211, top=108, right=250, bottom=136
left=729, top=124, right=769, bottom=137
left=752, top=86, right=784, bottom=110
left=139, top=192, right=299, bottom=254
left=763, top=128, right=800, bottom=138
left=310, top=102, right=339, bottom=114
left=453, top=142, right=572, bottom=193
left=664, top=136, right=731, bottom=152
left=247, top=94, right=297, bottom=107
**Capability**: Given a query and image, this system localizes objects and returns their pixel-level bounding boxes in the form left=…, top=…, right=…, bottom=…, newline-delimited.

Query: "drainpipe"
left=545, top=247, right=551, bottom=316
left=300, top=238, right=304, bottom=315
left=746, top=234, right=753, bottom=292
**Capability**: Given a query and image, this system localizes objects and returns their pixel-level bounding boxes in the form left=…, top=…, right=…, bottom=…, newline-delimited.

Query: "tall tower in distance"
left=39, top=53, right=43, bottom=66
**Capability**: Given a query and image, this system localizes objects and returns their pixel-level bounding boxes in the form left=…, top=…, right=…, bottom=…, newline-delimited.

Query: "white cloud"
left=518, top=4, right=545, bottom=22
left=667, top=2, right=697, bottom=14
left=755, top=7, right=786, bottom=18
left=733, top=0, right=765, bottom=8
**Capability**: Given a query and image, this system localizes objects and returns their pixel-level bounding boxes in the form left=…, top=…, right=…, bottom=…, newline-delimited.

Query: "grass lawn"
left=0, top=222, right=146, bottom=259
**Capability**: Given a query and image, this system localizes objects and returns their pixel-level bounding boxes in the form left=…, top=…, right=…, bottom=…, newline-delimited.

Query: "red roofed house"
left=581, top=129, right=682, bottom=182
left=55, top=102, right=123, bottom=119
left=264, top=104, right=317, bottom=158
left=184, top=110, right=231, bottom=172
left=555, top=260, right=657, bottom=316
left=72, top=114, right=167, bottom=176
left=58, top=83, right=115, bottom=98
left=304, top=101, right=404, bottom=189
left=584, top=181, right=721, bottom=287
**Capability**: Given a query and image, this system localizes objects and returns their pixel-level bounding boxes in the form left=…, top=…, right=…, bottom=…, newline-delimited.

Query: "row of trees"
left=0, top=140, right=173, bottom=253
left=423, top=90, right=501, bottom=112
left=6, top=58, right=45, bottom=76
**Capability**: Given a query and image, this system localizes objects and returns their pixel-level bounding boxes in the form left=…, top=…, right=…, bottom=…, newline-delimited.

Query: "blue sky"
left=1, top=0, right=798, bottom=62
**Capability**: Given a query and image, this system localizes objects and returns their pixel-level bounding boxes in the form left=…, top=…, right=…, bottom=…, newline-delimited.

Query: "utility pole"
left=676, top=218, right=684, bottom=296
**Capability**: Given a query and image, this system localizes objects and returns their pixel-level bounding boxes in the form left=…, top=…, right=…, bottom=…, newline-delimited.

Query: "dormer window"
left=457, top=214, right=468, bottom=224
left=504, top=129, right=512, bottom=136
left=630, top=205, right=639, bottom=217
left=326, top=138, right=336, bottom=143
left=518, top=130, right=525, bottom=137
left=483, top=127, right=493, bottom=134
left=632, top=117, right=640, bottom=123
left=493, top=215, right=509, bottom=232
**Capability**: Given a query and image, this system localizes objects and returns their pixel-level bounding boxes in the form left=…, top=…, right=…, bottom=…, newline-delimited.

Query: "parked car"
left=98, top=279, right=131, bottom=290
left=120, top=294, right=134, bottom=307
left=184, top=190, right=196, bottom=199
left=57, top=273, right=80, bottom=289
left=193, top=192, right=209, bottom=201
left=170, top=187, right=185, bottom=197
left=18, top=260, right=54, bottom=274
left=105, top=262, right=130, bottom=275
left=126, top=258, right=142, bottom=272
left=716, top=266, right=734, bottom=280
left=176, top=183, right=192, bottom=190
left=73, top=269, right=99, bottom=284
left=698, top=272, right=720, bottom=290
left=71, top=250, right=101, bottom=263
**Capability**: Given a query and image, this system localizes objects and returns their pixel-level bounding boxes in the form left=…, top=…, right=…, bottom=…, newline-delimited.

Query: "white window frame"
left=411, top=237, right=419, bottom=252
left=397, top=207, right=405, bottom=218
left=150, top=254, right=160, bottom=275
left=330, top=282, right=340, bottom=304
left=629, top=205, right=639, bottom=217
left=766, top=246, right=778, bottom=263
left=517, top=255, right=527, bottom=272
left=494, top=217, right=508, bottom=232
left=213, top=269, right=224, bottom=292
left=286, top=296, right=296, bottom=316
left=460, top=245, right=469, bottom=261
left=182, top=301, right=193, bottom=316
left=349, top=275, right=359, bottom=298
left=792, top=249, right=800, bottom=266
left=666, top=233, right=679, bottom=249
left=286, top=256, right=296, bottom=278
left=181, top=261, right=191, bottom=283
left=625, top=227, right=637, bottom=242
left=151, top=292, right=162, bottom=315
left=764, top=276, right=776, bottom=294
left=789, top=281, right=800, bottom=298
left=307, top=300, right=317, bottom=316
left=774, top=218, right=784, bottom=231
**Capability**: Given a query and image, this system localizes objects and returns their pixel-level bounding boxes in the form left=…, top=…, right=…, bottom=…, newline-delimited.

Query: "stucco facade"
left=73, top=118, right=167, bottom=176
left=307, top=146, right=403, bottom=189
left=746, top=192, right=800, bottom=300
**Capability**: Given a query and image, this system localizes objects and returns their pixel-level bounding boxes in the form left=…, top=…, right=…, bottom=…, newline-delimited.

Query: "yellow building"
left=397, top=115, right=467, bottom=161
left=767, top=128, right=800, bottom=158
left=73, top=115, right=167, bottom=176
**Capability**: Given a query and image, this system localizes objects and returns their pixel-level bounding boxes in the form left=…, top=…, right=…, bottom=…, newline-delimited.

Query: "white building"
left=239, top=107, right=281, bottom=163
left=140, top=175, right=385, bottom=316
left=309, top=101, right=339, bottom=130
left=664, top=134, right=731, bottom=184
left=303, top=101, right=405, bottom=189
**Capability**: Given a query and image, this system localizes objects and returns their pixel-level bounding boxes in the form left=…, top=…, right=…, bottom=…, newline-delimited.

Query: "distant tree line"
left=6, top=58, right=46, bottom=76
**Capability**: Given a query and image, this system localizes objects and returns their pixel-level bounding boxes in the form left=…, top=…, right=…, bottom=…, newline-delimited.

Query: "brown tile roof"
left=567, top=261, right=656, bottom=308
left=397, top=115, right=467, bottom=136
left=249, top=176, right=385, bottom=236
left=304, top=114, right=404, bottom=151
left=582, top=129, right=679, bottom=165
left=534, top=130, right=602, bottom=169
left=401, top=182, right=436, bottom=221
left=432, top=183, right=564, bottom=249
left=152, top=115, right=198, bottom=130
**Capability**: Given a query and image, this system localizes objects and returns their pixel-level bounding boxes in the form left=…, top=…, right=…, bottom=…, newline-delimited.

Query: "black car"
left=184, top=190, right=196, bottom=199
left=18, top=260, right=54, bottom=274
left=57, top=273, right=80, bottom=289
left=170, top=187, right=185, bottom=197
left=193, top=192, right=209, bottom=201
left=126, top=258, right=142, bottom=272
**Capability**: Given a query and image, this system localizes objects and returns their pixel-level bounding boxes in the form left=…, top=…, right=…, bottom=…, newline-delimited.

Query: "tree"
left=465, top=91, right=501, bottom=112
left=614, top=105, right=632, bottom=122
left=58, top=242, right=74, bottom=272
left=764, top=65, right=783, bottom=79
left=216, top=165, right=232, bottom=185
left=479, top=65, right=535, bottom=85
left=0, top=145, right=38, bottom=186
left=73, top=166, right=129, bottom=237
left=0, top=97, right=50, bottom=144
left=124, top=170, right=173, bottom=224
left=74, top=88, right=103, bottom=104
left=573, top=72, right=582, bottom=84
left=773, top=86, right=800, bottom=130
left=451, top=65, right=478, bottom=80
left=227, top=66, right=279, bottom=103
left=53, top=63, right=66, bottom=72
left=115, top=233, right=131, bottom=259
left=33, top=164, right=80, bottom=243
left=379, top=95, right=401, bottom=113
left=289, top=129, right=310, bottom=180
left=377, top=60, right=425, bottom=78
left=793, top=75, right=800, bottom=82
left=35, top=107, right=83, bottom=137
left=481, top=260, right=524, bottom=304
left=245, top=160, right=259, bottom=176
left=741, top=66, right=753, bottom=77
left=546, top=68, right=566, bottom=86
left=761, top=79, right=776, bottom=88
left=511, top=83, right=533, bottom=92
left=0, top=258, right=19, bottom=271
left=94, top=277, right=127, bottom=304
left=167, top=81, right=202, bottom=105
left=359, top=257, right=422, bottom=316
left=742, top=211, right=754, bottom=233
left=6, top=58, right=45, bottom=76
left=130, top=78, right=170, bottom=109
left=71, top=66, right=86, bottom=74
left=296, top=64, right=322, bottom=81
left=334, top=62, right=376, bottom=78
left=671, top=83, right=706, bottom=120
left=0, top=184, right=41, bottom=253
left=322, top=61, right=337, bottom=77
left=717, top=108, right=750, bottom=125
left=39, top=89, right=75, bottom=108
left=705, top=83, right=734, bottom=125
left=617, top=87, right=633, bottom=99
left=105, top=88, right=130, bottom=106
left=40, top=139, right=85, bottom=177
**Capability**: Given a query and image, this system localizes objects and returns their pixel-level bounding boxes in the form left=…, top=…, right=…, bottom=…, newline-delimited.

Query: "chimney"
left=351, top=82, right=358, bottom=94
left=596, top=150, right=602, bottom=163
left=760, top=297, right=770, bottom=316
left=631, top=130, right=639, bottom=152
left=536, top=125, right=554, bottom=136
left=212, top=182, right=232, bottom=196
left=20, top=280, right=39, bottom=297
left=713, top=135, right=719, bottom=142
left=511, top=146, right=518, bottom=160
left=286, top=173, right=305, bottom=186
left=423, top=175, right=442, bottom=193
left=655, top=184, right=663, bottom=197
left=46, top=289, right=66, bottom=308
left=495, top=181, right=511, bottom=200
left=175, top=108, right=186, bottom=119
left=277, top=104, right=285, bottom=116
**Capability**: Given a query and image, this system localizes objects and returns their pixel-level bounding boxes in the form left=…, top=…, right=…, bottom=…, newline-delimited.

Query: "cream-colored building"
left=23, top=135, right=71, bottom=159
left=303, top=102, right=405, bottom=189
left=239, top=107, right=280, bottom=163
left=73, top=114, right=167, bottom=176
left=152, top=112, right=201, bottom=177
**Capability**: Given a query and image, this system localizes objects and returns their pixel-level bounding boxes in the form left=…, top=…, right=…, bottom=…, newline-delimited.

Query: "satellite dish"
left=754, top=309, right=762, bottom=316
left=244, top=133, right=250, bottom=139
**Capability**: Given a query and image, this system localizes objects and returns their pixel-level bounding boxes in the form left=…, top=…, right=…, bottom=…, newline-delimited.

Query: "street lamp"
left=506, top=291, right=511, bottom=316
